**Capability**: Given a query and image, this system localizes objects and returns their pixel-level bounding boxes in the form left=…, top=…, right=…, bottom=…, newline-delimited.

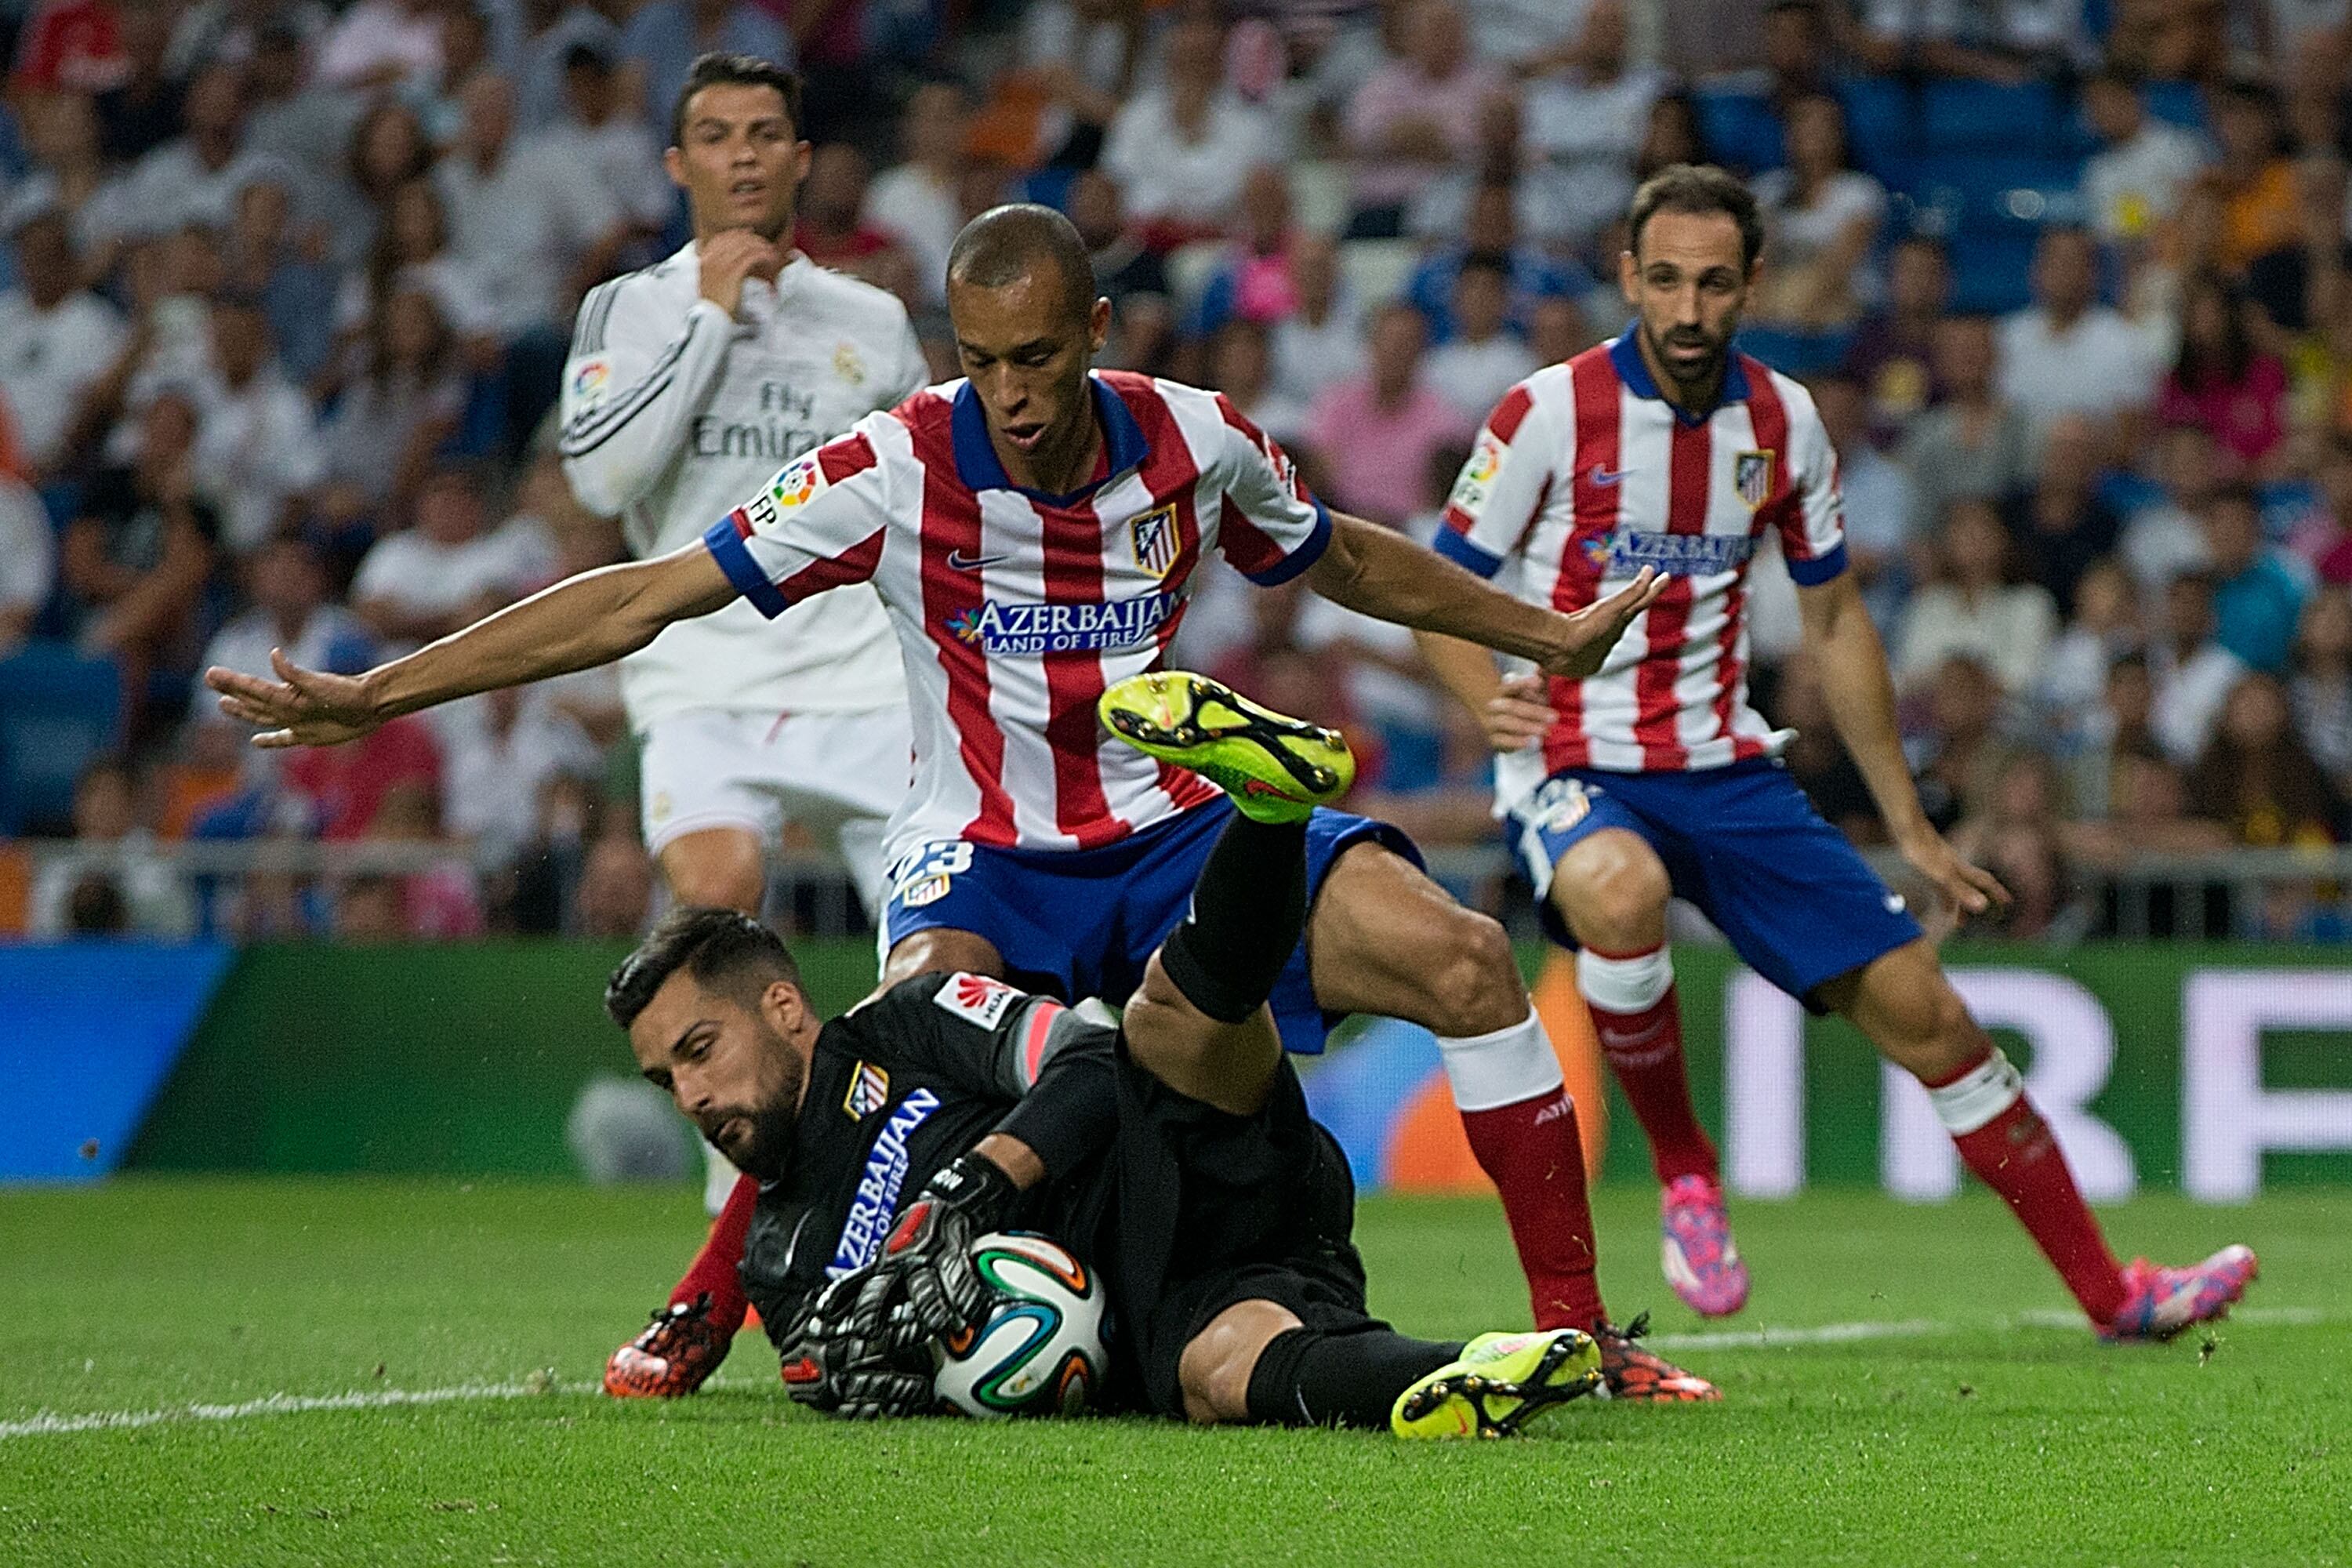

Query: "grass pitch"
left=3, top=1180, right=2345, bottom=1567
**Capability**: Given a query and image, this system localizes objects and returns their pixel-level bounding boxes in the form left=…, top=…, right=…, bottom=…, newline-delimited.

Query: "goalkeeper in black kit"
left=604, top=672, right=1611, bottom=1436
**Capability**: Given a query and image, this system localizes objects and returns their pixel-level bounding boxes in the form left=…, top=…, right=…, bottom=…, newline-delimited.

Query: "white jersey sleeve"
left=1772, top=376, right=1849, bottom=586
left=884, top=313, right=930, bottom=407
left=1208, top=392, right=1331, bottom=585
left=556, top=276, right=734, bottom=517
left=699, top=416, right=902, bottom=617
left=1433, top=374, right=1570, bottom=580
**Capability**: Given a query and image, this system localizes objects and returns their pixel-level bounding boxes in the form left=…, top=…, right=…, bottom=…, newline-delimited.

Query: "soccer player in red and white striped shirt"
left=209, top=205, right=1720, bottom=1399
left=1421, top=165, right=2255, bottom=1342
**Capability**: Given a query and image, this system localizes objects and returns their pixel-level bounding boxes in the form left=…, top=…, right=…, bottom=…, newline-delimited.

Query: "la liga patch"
left=771, top=452, right=829, bottom=510
left=569, top=358, right=611, bottom=411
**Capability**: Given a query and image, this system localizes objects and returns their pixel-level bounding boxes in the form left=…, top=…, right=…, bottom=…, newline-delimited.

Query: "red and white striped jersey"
left=701, top=369, right=1330, bottom=859
left=1436, top=332, right=1847, bottom=808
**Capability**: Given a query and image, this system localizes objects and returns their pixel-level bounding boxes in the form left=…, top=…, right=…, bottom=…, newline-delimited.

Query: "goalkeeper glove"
left=778, top=1270, right=938, bottom=1418
left=868, top=1150, right=1020, bottom=1351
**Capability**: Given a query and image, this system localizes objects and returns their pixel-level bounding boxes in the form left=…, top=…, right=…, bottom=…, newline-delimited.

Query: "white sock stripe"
left=1434, top=1011, right=1565, bottom=1113
left=1925, top=1049, right=2025, bottom=1137
left=1576, top=945, right=1673, bottom=1014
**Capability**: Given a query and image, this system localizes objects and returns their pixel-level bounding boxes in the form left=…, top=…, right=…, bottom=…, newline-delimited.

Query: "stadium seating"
left=1916, top=79, right=2088, bottom=158
left=0, top=644, right=122, bottom=837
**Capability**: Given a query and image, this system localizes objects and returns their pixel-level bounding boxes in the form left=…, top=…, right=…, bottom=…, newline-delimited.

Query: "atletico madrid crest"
left=1131, top=504, right=1178, bottom=579
left=1734, top=450, right=1775, bottom=510
left=843, top=1061, right=891, bottom=1119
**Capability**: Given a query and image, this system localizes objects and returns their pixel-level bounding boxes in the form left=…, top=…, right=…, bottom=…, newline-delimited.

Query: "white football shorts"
left=637, top=706, right=913, bottom=916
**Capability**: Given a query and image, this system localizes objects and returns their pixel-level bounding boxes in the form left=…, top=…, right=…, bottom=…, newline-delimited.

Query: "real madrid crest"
left=834, top=342, right=866, bottom=384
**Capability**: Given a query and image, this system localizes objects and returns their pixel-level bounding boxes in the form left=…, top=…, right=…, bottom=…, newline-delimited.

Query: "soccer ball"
left=929, top=1232, right=1105, bottom=1418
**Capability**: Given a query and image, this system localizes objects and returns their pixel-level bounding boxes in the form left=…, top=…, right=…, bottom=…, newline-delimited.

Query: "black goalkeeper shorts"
left=1102, top=1035, right=1390, bottom=1418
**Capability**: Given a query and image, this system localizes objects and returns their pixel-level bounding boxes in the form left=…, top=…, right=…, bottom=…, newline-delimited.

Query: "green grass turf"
left=2, top=1180, right=2344, bottom=1567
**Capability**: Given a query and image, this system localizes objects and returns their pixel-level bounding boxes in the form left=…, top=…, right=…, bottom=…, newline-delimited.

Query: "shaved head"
left=947, top=202, right=1097, bottom=322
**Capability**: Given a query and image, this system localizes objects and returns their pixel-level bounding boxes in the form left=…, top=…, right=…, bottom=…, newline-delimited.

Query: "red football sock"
left=1436, top=1011, right=1608, bottom=1330
left=1458, top=1088, right=1608, bottom=1331
left=669, top=1171, right=756, bottom=1336
left=1929, top=1051, right=2126, bottom=1325
left=1577, top=946, right=1718, bottom=1185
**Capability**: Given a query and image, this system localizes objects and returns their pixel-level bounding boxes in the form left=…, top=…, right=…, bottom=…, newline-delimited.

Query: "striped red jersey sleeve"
left=1436, top=370, right=1570, bottom=579
left=1210, top=393, right=1331, bottom=586
left=1753, top=367, right=1848, bottom=586
left=699, top=412, right=897, bottom=617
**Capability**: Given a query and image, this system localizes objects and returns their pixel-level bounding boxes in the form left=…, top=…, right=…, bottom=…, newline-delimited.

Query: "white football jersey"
left=558, top=244, right=930, bottom=728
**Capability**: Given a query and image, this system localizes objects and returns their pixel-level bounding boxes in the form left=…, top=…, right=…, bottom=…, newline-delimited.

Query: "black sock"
left=1157, top=814, right=1308, bottom=1025
left=1243, top=1327, right=1462, bottom=1430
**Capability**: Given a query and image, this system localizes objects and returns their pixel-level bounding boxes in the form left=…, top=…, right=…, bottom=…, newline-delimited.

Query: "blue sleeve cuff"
left=1432, top=524, right=1505, bottom=579
left=1785, top=540, right=1849, bottom=586
left=1243, top=499, right=1333, bottom=587
left=701, top=516, right=790, bottom=619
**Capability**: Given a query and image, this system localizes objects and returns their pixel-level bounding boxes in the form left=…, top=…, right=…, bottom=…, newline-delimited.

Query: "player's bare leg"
left=1306, top=842, right=1715, bottom=1399
left=1821, top=940, right=2256, bottom=1338
left=1104, top=699, right=1606, bottom=1435
left=1550, top=829, right=1747, bottom=1318
left=1179, top=1299, right=1302, bottom=1423
left=658, top=826, right=769, bottom=915
left=1125, top=951, right=1284, bottom=1116
left=880, top=926, right=1007, bottom=989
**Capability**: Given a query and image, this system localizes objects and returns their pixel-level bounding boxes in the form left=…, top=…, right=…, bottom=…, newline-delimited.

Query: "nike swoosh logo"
left=946, top=549, right=1007, bottom=572
left=1589, top=465, right=1628, bottom=487
left=1596, top=1022, right=1667, bottom=1051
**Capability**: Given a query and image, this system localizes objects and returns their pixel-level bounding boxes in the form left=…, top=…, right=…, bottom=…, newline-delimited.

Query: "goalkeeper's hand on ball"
left=867, top=1151, right=1019, bottom=1352
left=779, top=1270, right=942, bottom=1419
left=778, top=1270, right=898, bottom=1410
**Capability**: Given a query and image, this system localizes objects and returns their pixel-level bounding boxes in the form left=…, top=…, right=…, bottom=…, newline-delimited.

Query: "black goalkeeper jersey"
left=739, top=971, right=1118, bottom=1335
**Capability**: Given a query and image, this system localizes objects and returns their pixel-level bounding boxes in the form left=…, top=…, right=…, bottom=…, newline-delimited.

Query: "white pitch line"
left=0, top=1381, right=550, bottom=1440
left=1645, top=1319, right=1949, bottom=1351
left=5, top=1308, right=2327, bottom=1439
left=1654, top=1305, right=2332, bottom=1352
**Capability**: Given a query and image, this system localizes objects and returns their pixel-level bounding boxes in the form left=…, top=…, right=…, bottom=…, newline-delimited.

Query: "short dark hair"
left=563, top=41, right=615, bottom=78
left=946, top=202, right=1098, bottom=321
left=604, top=906, right=804, bottom=1029
left=1458, top=249, right=1512, bottom=283
left=671, top=52, right=803, bottom=149
left=2206, top=481, right=2261, bottom=514
left=1628, top=163, right=1764, bottom=270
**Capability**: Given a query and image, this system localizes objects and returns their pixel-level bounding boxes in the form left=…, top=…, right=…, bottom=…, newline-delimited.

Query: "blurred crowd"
left=5, top=0, right=2352, bottom=946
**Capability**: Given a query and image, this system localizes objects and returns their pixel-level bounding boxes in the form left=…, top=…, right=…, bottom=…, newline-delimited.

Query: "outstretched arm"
left=1413, top=630, right=1565, bottom=754
left=1306, top=510, right=1663, bottom=680
left=207, top=543, right=737, bottom=747
left=1798, top=572, right=2009, bottom=916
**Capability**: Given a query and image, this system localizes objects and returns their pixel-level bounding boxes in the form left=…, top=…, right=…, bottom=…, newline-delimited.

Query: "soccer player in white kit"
left=557, top=54, right=927, bottom=1217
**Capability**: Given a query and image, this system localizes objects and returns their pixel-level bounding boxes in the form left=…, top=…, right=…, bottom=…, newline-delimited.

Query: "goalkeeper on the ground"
left=604, top=671, right=1645, bottom=1436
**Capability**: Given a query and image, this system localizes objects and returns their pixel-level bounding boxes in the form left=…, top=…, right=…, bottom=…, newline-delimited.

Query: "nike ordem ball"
left=930, top=1232, right=1105, bottom=1418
